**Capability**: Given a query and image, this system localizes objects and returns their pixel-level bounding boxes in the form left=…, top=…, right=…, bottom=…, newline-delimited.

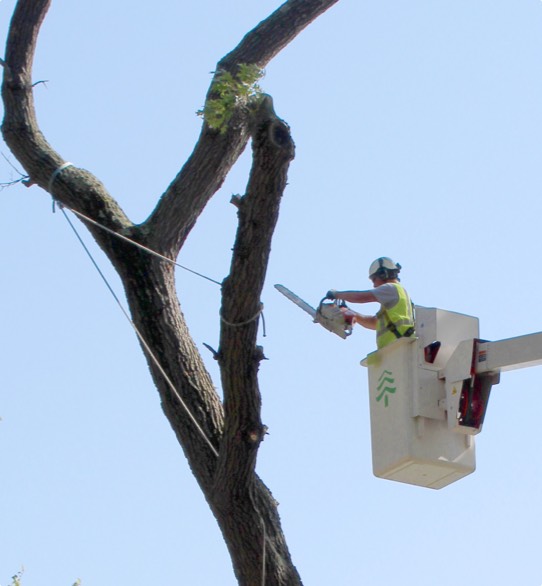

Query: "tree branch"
left=1, top=0, right=61, bottom=184
left=144, top=116, right=251, bottom=256
left=219, top=0, right=340, bottom=70
left=211, top=96, right=298, bottom=585
left=144, top=0, right=339, bottom=258
left=1, top=0, right=133, bottom=256
left=218, top=96, right=294, bottom=485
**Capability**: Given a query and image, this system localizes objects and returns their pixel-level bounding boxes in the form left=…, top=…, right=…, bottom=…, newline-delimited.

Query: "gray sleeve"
left=372, top=284, right=399, bottom=309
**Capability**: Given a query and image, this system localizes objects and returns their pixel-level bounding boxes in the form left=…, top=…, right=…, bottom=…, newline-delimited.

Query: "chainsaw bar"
left=274, top=284, right=317, bottom=319
left=274, top=284, right=352, bottom=339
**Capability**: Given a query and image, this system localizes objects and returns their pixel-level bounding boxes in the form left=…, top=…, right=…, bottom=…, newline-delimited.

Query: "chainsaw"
left=274, top=284, right=353, bottom=339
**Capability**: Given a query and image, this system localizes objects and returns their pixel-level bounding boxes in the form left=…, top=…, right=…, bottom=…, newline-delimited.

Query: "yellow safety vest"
left=376, top=283, right=415, bottom=349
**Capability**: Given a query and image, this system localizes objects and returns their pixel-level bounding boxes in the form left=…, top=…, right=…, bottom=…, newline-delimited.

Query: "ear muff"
left=377, top=258, right=401, bottom=280
left=375, top=259, right=388, bottom=280
left=371, top=258, right=386, bottom=280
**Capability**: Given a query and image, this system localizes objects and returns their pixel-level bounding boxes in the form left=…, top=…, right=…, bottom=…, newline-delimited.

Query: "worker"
left=326, top=257, right=415, bottom=349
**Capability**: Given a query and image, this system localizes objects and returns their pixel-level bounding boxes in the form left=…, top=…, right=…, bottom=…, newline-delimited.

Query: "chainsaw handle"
left=318, top=298, right=349, bottom=312
left=318, top=296, right=330, bottom=308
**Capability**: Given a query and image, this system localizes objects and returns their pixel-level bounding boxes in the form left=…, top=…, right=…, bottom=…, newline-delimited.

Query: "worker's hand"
left=341, top=307, right=356, bottom=325
left=326, top=289, right=337, bottom=300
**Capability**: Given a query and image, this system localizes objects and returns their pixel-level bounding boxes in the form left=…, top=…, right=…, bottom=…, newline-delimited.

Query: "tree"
left=1, top=1, right=339, bottom=584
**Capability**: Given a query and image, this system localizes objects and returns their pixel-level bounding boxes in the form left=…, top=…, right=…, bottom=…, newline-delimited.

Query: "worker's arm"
left=347, top=310, right=377, bottom=330
left=328, top=289, right=379, bottom=331
left=332, top=290, right=379, bottom=304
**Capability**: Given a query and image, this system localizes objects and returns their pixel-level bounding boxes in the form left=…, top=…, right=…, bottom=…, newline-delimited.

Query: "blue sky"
left=2, top=1, right=542, bottom=585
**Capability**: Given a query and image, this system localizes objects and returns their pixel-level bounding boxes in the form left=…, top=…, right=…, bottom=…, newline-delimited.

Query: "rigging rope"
left=68, top=205, right=222, bottom=286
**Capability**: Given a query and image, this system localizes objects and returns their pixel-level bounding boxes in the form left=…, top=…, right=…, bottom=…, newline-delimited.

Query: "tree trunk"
left=1, top=0, right=339, bottom=583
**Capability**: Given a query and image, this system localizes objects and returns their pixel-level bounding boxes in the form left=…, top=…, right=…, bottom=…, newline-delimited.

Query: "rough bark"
left=1, top=1, right=339, bottom=584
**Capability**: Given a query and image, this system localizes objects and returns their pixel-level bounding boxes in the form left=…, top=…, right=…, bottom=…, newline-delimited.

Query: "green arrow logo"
left=376, top=370, right=396, bottom=407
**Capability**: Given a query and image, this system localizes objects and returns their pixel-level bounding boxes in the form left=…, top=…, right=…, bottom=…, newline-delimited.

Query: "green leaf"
left=197, top=64, right=265, bottom=132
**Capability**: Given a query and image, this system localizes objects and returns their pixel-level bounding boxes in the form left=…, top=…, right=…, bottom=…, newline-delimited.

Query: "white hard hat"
left=368, top=257, right=401, bottom=279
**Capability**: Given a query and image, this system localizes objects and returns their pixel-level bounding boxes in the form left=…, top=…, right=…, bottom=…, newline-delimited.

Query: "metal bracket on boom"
left=442, top=333, right=542, bottom=435
left=442, top=339, right=498, bottom=435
